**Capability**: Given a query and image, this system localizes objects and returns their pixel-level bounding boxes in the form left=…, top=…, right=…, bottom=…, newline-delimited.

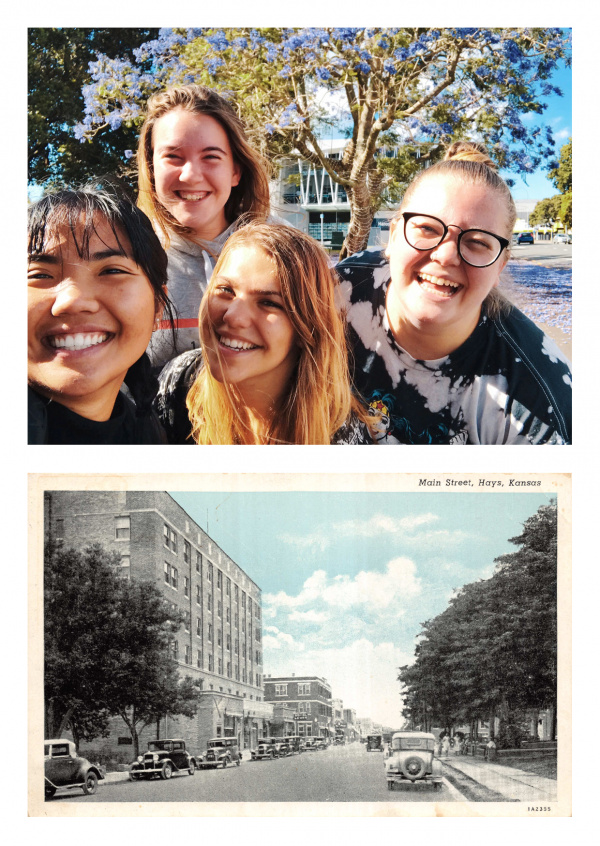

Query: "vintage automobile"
left=198, top=737, right=242, bottom=769
left=129, top=739, right=197, bottom=780
left=385, top=731, right=443, bottom=791
left=366, top=734, right=383, bottom=751
left=251, top=737, right=280, bottom=760
left=288, top=737, right=305, bottom=754
left=270, top=737, right=293, bottom=757
left=312, top=738, right=327, bottom=750
left=45, top=738, right=105, bottom=798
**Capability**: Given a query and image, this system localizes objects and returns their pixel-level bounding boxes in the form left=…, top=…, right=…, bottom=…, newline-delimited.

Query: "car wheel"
left=129, top=772, right=140, bottom=781
left=161, top=762, right=173, bottom=780
left=387, top=781, right=394, bottom=791
left=189, top=761, right=195, bottom=776
left=83, top=771, right=98, bottom=795
left=236, top=757, right=241, bottom=766
left=45, top=785, right=57, bottom=798
left=404, top=756, right=427, bottom=780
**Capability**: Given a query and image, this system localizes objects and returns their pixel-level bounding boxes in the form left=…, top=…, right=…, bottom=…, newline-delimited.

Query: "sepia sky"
left=171, top=490, right=554, bottom=727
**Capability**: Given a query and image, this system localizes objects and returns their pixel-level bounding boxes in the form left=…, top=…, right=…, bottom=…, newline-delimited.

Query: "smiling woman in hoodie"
left=136, top=85, right=271, bottom=369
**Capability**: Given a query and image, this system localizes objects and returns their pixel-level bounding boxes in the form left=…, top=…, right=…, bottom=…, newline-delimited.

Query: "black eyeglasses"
left=402, top=212, right=509, bottom=268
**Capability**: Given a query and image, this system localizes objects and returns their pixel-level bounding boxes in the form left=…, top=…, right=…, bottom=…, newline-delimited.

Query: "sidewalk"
left=441, top=756, right=557, bottom=803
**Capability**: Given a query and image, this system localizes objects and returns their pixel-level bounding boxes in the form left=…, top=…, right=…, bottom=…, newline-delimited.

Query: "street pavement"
left=55, top=745, right=557, bottom=804
left=440, top=755, right=557, bottom=803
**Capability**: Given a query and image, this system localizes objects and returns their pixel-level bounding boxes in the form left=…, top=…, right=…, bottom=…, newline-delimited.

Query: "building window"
left=185, top=645, right=191, bottom=664
left=235, top=612, right=239, bottom=629
left=298, top=682, right=310, bottom=696
left=115, top=516, right=130, bottom=540
left=256, top=673, right=260, bottom=687
left=196, top=585, right=201, bottom=605
left=217, top=569, right=222, bottom=589
left=226, top=634, right=231, bottom=651
left=235, top=585, right=239, bottom=602
left=197, top=651, right=202, bottom=668
left=196, top=552, right=202, bottom=574
left=207, top=594, right=212, bottom=611
left=255, top=650, right=259, bottom=664
left=208, top=655, right=214, bottom=672
left=196, top=617, right=202, bottom=637
left=226, top=607, right=230, bottom=623
left=218, top=601, right=222, bottom=618
left=184, top=610, right=190, bottom=632
left=184, top=576, right=189, bottom=597
left=275, top=684, right=287, bottom=696
left=242, top=591, right=246, bottom=609
left=234, top=640, right=239, bottom=654
left=208, top=563, right=213, bottom=582
left=226, top=577, right=230, bottom=596
left=243, top=669, right=247, bottom=683
left=171, top=640, right=179, bottom=660
left=120, top=554, right=130, bottom=569
left=227, top=662, right=231, bottom=678
left=217, top=629, right=222, bottom=647
left=164, top=562, right=170, bottom=584
left=184, top=540, right=191, bottom=563
left=171, top=567, right=178, bottom=589
left=208, top=624, right=212, bottom=643
left=218, top=658, right=223, bottom=675
left=255, top=628, right=260, bottom=642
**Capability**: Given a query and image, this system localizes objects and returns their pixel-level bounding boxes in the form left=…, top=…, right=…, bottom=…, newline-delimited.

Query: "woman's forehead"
left=405, top=174, right=506, bottom=229
left=37, top=214, right=131, bottom=257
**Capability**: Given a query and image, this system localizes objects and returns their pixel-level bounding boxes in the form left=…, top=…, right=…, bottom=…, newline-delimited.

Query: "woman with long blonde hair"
left=155, top=222, right=371, bottom=444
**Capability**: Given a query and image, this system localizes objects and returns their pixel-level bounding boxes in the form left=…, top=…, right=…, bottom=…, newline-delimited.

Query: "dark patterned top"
left=155, top=349, right=372, bottom=445
left=336, top=249, right=572, bottom=445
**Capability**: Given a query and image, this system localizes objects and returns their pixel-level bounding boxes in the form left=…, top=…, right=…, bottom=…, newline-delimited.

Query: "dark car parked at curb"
left=198, top=737, right=242, bottom=769
left=517, top=232, right=534, bottom=245
left=251, top=738, right=281, bottom=760
left=129, top=739, right=197, bottom=780
left=45, top=739, right=105, bottom=798
left=366, top=734, right=383, bottom=751
left=288, top=737, right=305, bottom=753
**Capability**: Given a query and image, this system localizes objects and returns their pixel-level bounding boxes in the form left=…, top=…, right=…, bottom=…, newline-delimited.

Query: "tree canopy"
left=44, top=540, right=201, bottom=754
left=529, top=138, right=572, bottom=230
left=398, top=500, right=558, bottom=740
left=35, top=27, right=570, bottom=258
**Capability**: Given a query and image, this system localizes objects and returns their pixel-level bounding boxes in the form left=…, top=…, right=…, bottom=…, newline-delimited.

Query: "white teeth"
left=419, top=273, right=460, bottom=289
left=179, top=192, right=209, bottom=201
left=49, top=333, right=109, bottom=351
left=219, top=336, right=258, bottom=351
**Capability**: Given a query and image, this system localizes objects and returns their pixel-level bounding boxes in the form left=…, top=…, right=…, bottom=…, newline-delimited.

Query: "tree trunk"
left=338, top=176, right=378, bottom=261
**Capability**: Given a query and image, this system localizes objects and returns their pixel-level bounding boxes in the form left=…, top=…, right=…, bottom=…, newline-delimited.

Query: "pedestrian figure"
left=441, top=735, right=450, bottom=757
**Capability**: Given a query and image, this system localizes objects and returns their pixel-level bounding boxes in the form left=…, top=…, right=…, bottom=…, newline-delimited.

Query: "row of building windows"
left=274, top=682, right=311, bottom=696
left=170, top=640, right=262, bottom=687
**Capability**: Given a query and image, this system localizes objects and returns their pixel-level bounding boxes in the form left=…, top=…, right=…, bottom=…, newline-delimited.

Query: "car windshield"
left=147, top=741, right=170, bottom=752
left=208, top=741, right=226, bottom=748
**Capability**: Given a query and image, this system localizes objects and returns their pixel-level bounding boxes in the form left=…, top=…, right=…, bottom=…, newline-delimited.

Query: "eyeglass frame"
left=401, top=212, right=510, bottom=268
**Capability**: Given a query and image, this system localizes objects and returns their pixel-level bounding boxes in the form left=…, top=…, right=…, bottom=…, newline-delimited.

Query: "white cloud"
left=554, top=128, right=570, bottom=141
left=262, top=626, right=305, bottom=652
left=288, top=609, right=329, bottom=623
left=264, top=558, right=420, bottom=614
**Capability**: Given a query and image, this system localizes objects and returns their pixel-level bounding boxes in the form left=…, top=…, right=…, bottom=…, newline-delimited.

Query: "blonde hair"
left=186, top=223, right=364, bottom=444
left=397, top=140, right=515, bottom=317
left=137, top=85, right=270, bottom=247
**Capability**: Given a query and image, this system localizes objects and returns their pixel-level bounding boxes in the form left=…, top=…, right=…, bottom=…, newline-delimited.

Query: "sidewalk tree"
left=44, top=540, right=201, bottom=754
left=398, top=500, right=557, bottom=741
left=73, top=27, right=570, bottom=258
left=548, top=138, right=572, bottom=229
left=529, top=195, right=562, bottom=227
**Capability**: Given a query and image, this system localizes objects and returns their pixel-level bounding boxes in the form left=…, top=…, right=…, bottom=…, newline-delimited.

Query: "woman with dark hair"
left=136, top=84, right=272, bottom=369
left=28, top=186, right=174, bottom=444
left=337, top=141, right=572, bottom=444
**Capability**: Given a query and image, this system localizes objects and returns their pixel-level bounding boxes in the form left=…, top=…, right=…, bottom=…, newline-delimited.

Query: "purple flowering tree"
left=75, top=27, right=570, bottom=258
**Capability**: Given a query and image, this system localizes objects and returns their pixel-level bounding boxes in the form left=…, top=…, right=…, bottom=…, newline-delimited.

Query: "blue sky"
left=171, top=490, right=553, bottom=727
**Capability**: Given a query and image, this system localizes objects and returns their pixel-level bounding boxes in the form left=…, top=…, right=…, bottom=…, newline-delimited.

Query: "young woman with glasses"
left=336, top=141, right=572, bottom=444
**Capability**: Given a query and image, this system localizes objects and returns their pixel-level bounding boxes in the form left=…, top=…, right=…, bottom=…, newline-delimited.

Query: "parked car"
left=385, top=731, right=443, bottom=791
left=288, top=737, right=305, bottom=754
left=198, top=737, right=242, bottom=769
left=312, top=738, right=327, bottom=750
left=129, top=738, right=197, bottom=780
left=553, top=233, right=571, bottom=244
left=517, top=232, right=534, bottom=245
left=271, top=737, right=293, bottom=756
left=45, top=738, right=105, bottom=798
left=251, top=738, right=279, bottom=760
left=366, top=734, right=383, bottom=751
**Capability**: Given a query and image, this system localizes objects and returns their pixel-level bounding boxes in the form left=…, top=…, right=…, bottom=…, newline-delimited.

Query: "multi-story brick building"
left=263, top=675, right=333, bottom=739
left=44, top=490, right=272, bottom=756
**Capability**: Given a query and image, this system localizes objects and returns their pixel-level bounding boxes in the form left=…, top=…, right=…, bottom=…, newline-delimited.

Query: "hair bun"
left=443, top=141, right=497, bottom=171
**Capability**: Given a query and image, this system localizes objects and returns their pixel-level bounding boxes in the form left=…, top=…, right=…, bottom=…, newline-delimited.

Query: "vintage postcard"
left=29, top=472, right=570, bottom=818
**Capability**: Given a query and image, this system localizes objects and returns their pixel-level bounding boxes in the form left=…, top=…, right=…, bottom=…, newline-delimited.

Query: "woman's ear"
left=385, top=218, right=401, bottom=258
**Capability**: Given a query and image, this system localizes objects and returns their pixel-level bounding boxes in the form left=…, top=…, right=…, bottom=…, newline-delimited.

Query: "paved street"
left=52, top=743, right=464, bottom=804
left=509, top=241, right=571, bottom=266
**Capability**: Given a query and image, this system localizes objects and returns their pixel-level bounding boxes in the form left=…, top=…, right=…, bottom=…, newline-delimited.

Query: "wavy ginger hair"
left=186, top=223, right=363, bottom=444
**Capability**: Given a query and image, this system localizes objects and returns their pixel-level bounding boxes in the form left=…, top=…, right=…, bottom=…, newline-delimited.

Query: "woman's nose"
left=223, top=297, right=251, bottom=327
left=179, top=159, right=203, bottom=183
left=51, top=279, right=100, bottom=316
left=430, top=230, right=462, bottom=266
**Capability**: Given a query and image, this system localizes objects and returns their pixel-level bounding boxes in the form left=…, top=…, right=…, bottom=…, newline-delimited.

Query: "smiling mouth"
left=46, top=332, right=111, bottom=351
left=417, top=272, right=463, bottom=297
left=177, top=191, right=210, bottom=201
left=218, top=335, right=261, bottom=352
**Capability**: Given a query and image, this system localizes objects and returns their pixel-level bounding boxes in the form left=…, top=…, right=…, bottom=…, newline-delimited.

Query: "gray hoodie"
left=147, top=223, right=237, bottom=369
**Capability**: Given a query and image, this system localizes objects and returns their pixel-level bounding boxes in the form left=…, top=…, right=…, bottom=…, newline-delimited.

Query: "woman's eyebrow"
left=28, top=252, right=60, bottom=263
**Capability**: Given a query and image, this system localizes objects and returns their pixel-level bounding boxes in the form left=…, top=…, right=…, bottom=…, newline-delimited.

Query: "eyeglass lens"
left=405, top=215, right=502, bottom=267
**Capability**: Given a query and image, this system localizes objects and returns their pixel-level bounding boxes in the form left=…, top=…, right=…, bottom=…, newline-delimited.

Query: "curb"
left=441, top=761, right=516, bottom=803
